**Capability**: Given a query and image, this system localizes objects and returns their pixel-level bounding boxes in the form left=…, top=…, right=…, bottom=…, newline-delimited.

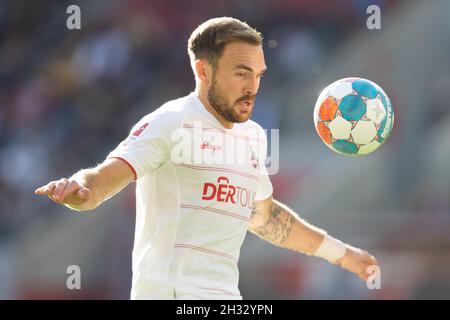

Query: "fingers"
left=58, top=180, right=80, bottom=202
left=35, top=179, right=90, bottom=203
left=359, top=270, right=370, bottom=281
left=360, top=254, right=379, bottom=281
left=340, top=248, right=379, bottom=282
left=76, top=188, right=91, bottom=200
left=34, top=181, right=57, bottom=196
left=53, top=178, right=69, bottom=201
left=56, top=180, right=91, bottom=202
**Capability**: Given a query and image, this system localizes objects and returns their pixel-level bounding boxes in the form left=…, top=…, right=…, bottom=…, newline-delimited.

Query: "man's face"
left=207, top=41, right=266, bottom=124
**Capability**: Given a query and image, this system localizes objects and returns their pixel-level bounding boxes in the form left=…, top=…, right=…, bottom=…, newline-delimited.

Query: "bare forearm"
left=249, top=198, right=379, bottom=281
left=70, top=163, right=130, bottom=211
left=250, top=199, right=326, bottom=255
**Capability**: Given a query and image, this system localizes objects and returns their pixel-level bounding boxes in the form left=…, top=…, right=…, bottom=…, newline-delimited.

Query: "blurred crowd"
left=0, top=0, right=389, bottom=238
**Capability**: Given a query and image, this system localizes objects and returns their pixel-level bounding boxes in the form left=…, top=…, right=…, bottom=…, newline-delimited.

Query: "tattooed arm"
left=249, top=197, right=326, bottom=255
left=249, top=197, right=379, bottom=281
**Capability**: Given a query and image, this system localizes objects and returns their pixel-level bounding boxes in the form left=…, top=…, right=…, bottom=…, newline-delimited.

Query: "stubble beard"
left=207, top=77, right=254, bottom=124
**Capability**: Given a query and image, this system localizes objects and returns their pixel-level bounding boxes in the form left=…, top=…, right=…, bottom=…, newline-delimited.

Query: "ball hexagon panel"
left=332, top=140, right=358, bottom=155
left=339, top=95, right=366, bottom=121
left=330, top=82, right=353, bottom=101
left=366, top=97, right=386, bottom=125
left=358, top=140, right=381, bottom=155
left=328, top=116, right=352, bottom=140
left=351, top=120, right=377, bottom=145
left=316, top=121, right=332, bottom=144
left=352, top=79, right=379, bottom=99
left=318, top=96, right=339, bottom=121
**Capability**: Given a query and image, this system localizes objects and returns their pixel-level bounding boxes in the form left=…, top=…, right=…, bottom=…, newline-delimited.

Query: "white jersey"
left=107, top=92, right=273, bottom=299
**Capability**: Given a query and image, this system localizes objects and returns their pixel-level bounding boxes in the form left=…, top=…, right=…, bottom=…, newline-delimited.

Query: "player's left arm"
left=249, top=196, right=378, bottom=281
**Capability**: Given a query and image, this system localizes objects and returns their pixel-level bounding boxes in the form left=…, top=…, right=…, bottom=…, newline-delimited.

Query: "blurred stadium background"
left=0, top=0, right=449, bottom=299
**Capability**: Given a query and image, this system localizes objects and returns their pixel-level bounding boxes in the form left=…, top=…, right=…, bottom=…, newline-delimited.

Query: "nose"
left=244, top=76, right=260, bottom=96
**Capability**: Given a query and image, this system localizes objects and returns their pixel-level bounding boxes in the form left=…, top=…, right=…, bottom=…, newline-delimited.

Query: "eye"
left=236, top=72, right=248, bottom=78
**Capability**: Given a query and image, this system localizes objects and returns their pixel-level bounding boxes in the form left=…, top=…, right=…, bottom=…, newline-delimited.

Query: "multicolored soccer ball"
left=313, top=77, right=394, bottom=156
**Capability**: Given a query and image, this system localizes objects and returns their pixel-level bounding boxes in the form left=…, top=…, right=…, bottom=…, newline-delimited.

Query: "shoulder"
left=144, top=94, right=193, bottom=125
left=131, top=94, right=195, bottom=136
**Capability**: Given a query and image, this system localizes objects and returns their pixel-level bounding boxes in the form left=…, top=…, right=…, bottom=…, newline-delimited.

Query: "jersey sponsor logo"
left=132, top=123, right=149, bottom=137
left=202, top=176, right=255, bottom=209
left=200, top=141, right=223, bottom=152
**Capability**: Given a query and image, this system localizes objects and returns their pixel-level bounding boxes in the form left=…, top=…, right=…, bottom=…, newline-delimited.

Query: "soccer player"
left=35, top=17, right=378, bottom=299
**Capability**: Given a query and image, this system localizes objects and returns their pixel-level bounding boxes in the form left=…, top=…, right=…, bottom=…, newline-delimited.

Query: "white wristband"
left=314, top=234, right=347, bottom=263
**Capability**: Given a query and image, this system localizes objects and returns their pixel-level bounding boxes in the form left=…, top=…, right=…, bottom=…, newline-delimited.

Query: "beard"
left=207, top=77, right=255, bottom=124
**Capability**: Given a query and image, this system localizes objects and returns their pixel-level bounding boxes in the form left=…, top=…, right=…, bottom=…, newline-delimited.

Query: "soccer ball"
left=313, top=77, right=394, bottom=156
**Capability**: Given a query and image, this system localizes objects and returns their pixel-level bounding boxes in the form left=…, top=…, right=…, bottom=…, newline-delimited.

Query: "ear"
left=195, top=59, right=212, bottom=84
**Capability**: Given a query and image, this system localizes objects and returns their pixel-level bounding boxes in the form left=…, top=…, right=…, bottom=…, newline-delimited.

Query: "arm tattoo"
left=251, top=202, right=258, bottom=219
left=252, top=201, right=297, bottom=245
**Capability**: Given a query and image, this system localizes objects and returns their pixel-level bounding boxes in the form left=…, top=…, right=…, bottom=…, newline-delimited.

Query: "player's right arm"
left=34, top=157, right=135, bottom=211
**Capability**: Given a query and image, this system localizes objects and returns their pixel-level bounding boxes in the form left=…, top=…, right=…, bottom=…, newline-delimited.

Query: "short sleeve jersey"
left=108, top=92, right=273, bottom=299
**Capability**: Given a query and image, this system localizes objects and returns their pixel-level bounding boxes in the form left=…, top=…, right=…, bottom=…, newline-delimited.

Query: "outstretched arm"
left=249, top=197, right=378, bottom=281
left=34, top=157, right=135, bottom=211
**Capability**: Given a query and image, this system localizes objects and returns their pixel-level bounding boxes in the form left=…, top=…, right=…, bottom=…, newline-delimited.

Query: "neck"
left=195, top=86, right=234, bottom=129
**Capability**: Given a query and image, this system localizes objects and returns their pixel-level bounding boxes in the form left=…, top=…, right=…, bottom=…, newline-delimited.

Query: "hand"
left=336, top=245, right=378, bottom=281
left=35, top=178, right=91, bottom=207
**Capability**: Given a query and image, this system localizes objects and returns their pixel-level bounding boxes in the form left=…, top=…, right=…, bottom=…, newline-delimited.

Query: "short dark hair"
left=188, top=17, right=263, bottom=69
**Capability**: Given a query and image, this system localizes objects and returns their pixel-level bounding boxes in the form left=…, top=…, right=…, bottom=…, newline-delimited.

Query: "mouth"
left=237, top=100, right=254, bottom=112
left=238, top=101, right=253, bottom=113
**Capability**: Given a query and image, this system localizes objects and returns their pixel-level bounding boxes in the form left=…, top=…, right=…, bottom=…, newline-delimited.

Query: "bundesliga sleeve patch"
left=132, top=122, right=149, bottom=137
